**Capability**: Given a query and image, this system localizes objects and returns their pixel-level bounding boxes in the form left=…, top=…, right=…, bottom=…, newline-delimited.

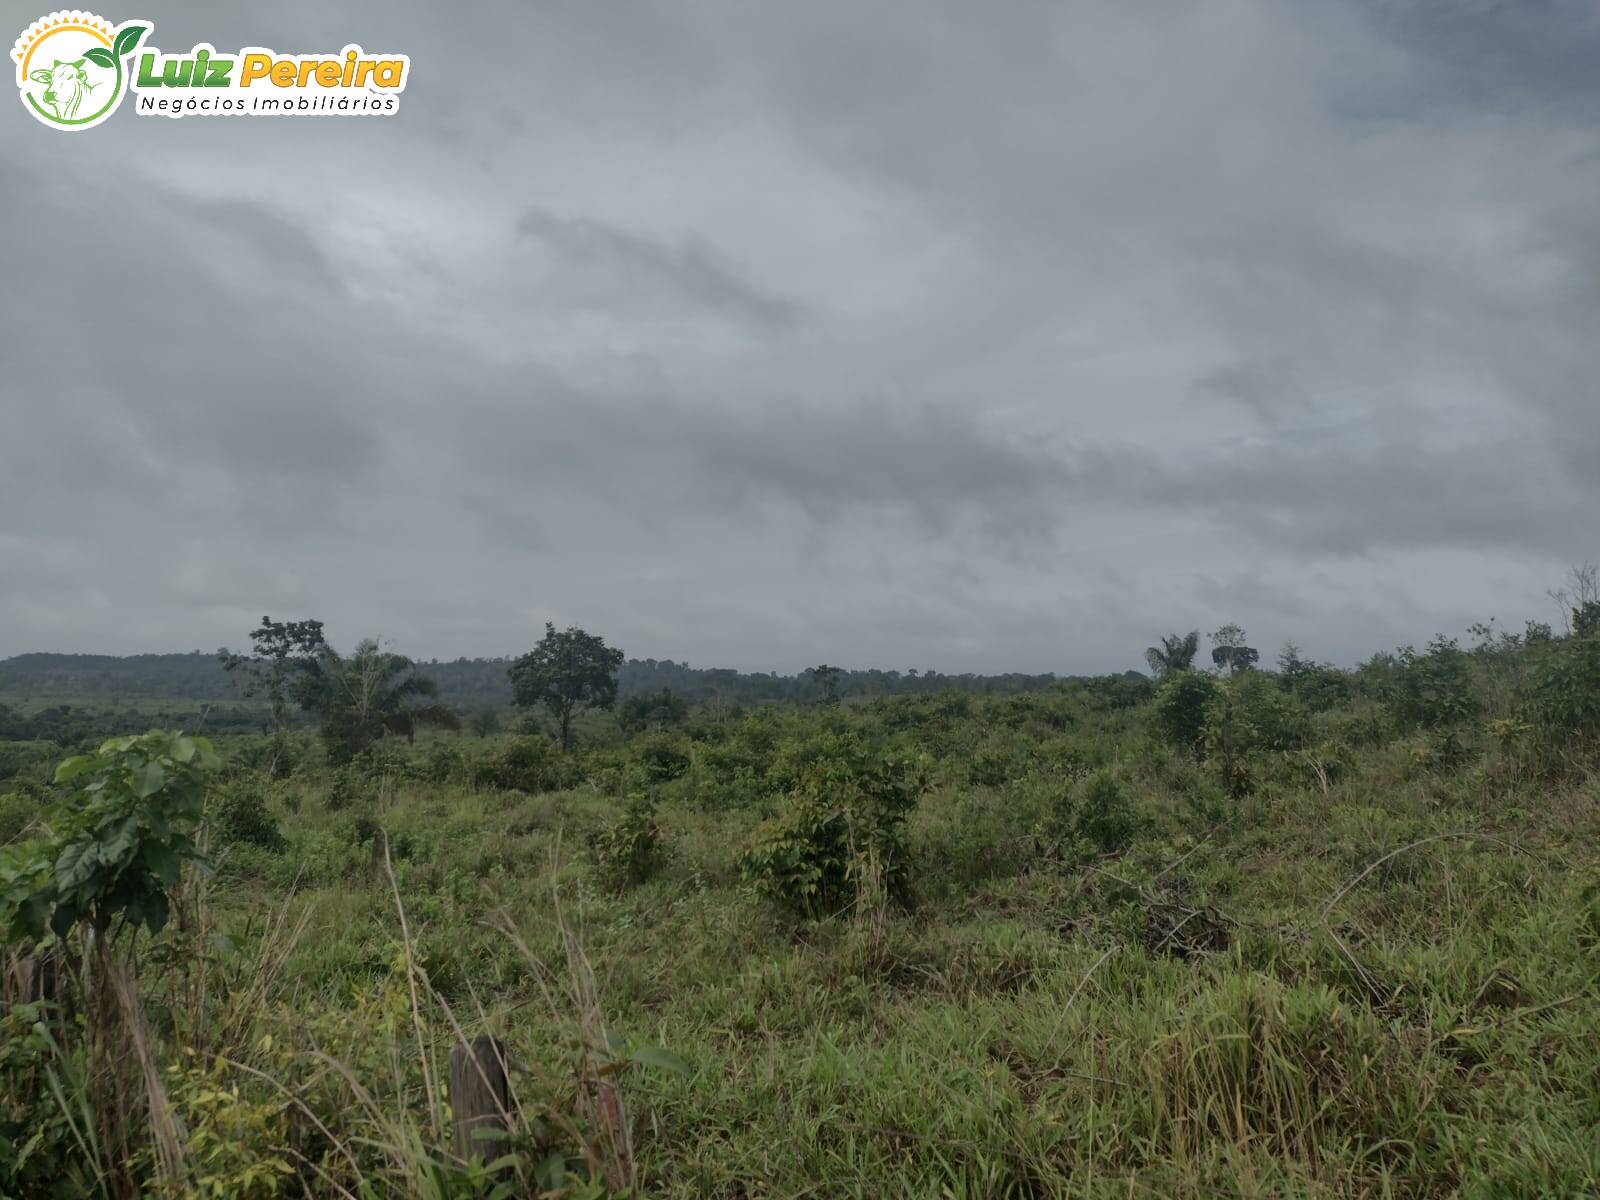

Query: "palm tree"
left=296, top=638, right=459, bottom=762
left=1145, top=631, right=1200, bottom=678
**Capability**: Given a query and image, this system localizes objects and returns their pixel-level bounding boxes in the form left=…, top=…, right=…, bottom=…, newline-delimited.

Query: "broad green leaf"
left=628, top=1044, right=691, bottom=1075
left=533, top=1152, right=566, bottom=1189
left=54, top=841, right=99, bottom=890
left=140, top=890, right=170, bottom=935
left=49, top=900, right=81, bottom=938
left=132, top=761, right=167, bottom=798
left=83, top=46, right=114, bottom=68
left=101, top=817, right=140, bottom=867
left=53, top=756, right=97, bottom=784
left=142, top=841, right=180, bottom=886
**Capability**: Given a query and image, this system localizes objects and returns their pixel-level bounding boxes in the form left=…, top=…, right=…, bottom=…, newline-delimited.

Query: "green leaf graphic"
left=83, top=46, right=114, bottom=68
left=113, top=23, right=148, bottom=60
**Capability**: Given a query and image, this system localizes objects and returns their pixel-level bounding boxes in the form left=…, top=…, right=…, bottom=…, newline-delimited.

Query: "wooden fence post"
left=449, top=1034, right=510, bottom=1164
left=3, top=948, right=60, bottom=1008
left=29, top=949, right=60, bottom=1006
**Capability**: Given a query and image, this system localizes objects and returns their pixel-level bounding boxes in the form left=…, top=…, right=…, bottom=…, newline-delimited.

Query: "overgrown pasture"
left=2, top=633, right=1599, bottom=1197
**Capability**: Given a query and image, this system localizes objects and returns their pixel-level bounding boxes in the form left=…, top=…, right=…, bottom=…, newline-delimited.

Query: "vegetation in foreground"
left=1, top=599, right=1599, bottom=1198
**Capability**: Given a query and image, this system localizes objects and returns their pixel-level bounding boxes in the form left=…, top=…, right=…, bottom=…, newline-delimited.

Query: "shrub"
left=1199, top=675, right=1312, bottom=795
left=1234, top=674, right=1312, bottom=752
left=0, top=741, right=56, bottom=785
left=164, top=1058, right=294, bottom=1198
left=323, top=767, right=366, bottom=811
left=589, top=793, right=665, bottom=886
left=740, top=746, right=924, bottom=919
left=472, top=736, right=580, bottom=794
left=1081, top=674, right=1156, bottom=711
left=421, top=741, right=467, bottom=783
left=0, top=786, right=43, bottom=844
left=1526, top=635, right=1600, bottom=744
left=633, top=736, right=691, bottom=783
left=1152, top=671, right=1220, bottom=753
left=0, top=1003, right=93, bottom=1196
left=690, top=738, right=768, bottom=809
left=1074, top=770, right=1139, bottom=855
left=967, top=743, right=1017, bottom=787
left=1328, top=706, right=1391, bottom=748
left=231, top=732, right=300, bottom=779
left=351, top=742, right=425, bottom=781
left=1201, top=682, right=1257, bottom=796
left=1, top=732, right=217, bottom=942
left=211, top=775, right=285, bottom=851
left=1574, top=601, right=1600, bottom=640
left=1032, top=769, right=1139, bottom=860
left=1386, top=637, right=1480, bottom=730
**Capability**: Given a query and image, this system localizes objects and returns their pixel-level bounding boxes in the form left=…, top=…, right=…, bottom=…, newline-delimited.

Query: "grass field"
left=2, top=652, right=1599, bottom=1198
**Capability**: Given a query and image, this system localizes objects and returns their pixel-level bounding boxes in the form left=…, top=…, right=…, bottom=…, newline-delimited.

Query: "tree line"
left=0, top=649, right=1068, bottom=709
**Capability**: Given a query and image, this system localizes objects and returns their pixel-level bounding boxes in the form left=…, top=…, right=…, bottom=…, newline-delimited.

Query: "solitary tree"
left=1277, top=642, right=1310, bottom=689
left=219, top=616, right=326, bottom=774
left=1144, top=631, right=1200, bottom=678
left=508, top=623, right=625, bottom=750
left=1210, top=624, right=1260, bottom=675
left=295, top=638, right=459, bottom=763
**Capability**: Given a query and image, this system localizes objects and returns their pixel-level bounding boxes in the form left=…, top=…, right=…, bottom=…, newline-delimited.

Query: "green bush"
left=472, top=736, right=580, bottom=794
left=690, top=738, right=768, bottom=809
left=0, top=1003, right=94, bottom=1196
left=1152, top=671, right=1220, bottom=753
left=1328, top=705, right=1391, bottom=748
left=0, top=786, right=43, bottom=844
left=211, top=775, right=285, bottom=851
left=1573, top=601, right=1600, bottom=640
left=740, top=746, right=923, bottom=919
left=1386, top=637, right=1480, bottom=730
left=421, top=741, right=467, bottom=783
left=1200, top=675, right=1311, bottom=795
left=588, top=793, right=665, bottom=886
left=1074, top=770, right=1139, bottom=855
left=633, top=736, right=691, bottom=783
left=1231, top=674, right=1312, bottom=752
left=0, top=741, right=56, bottom=785
left=1526, top=635, right=1600, bottom=744
left=231, top=732, right=300, bottom=779
left=1081, top=674, right=1156, bottom=711
left=323, top=767, right=367, bottom=811
left=2, top=732, right=217, bottom=941
left=966, top=743, right=1017, bottom=787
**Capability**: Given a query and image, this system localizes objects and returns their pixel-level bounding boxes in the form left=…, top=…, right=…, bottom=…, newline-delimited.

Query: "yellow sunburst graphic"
left=12, top=10, right=116, bottom=79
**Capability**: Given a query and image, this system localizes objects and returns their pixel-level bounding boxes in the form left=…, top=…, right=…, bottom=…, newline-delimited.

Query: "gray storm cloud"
left=1, top=0, right=1596, bottom=672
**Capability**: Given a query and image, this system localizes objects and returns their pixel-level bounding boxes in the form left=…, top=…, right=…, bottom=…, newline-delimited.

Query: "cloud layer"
left=2, top=0, right=1596, bottom=672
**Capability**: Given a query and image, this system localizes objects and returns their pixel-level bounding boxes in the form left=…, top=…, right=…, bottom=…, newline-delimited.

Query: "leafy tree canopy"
left=509, top=624, right=625, bottom=750
left=1145, top=631, right=1200, bottom=678
left=294, top=638, right=458, bottom=763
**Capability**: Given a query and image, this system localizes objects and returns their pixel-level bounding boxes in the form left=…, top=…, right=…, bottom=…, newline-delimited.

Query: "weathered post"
left=449, top=1034, right=511, bottom=1164
left=5, top=949, right=60, bottom=1007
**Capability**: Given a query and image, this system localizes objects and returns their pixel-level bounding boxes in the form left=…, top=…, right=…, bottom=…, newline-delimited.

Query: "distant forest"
left=0, top=651, right=1096, bottom=710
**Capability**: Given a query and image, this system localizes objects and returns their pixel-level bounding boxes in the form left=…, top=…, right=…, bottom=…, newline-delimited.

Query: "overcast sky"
left=3, top=0, right=1597, bottom=674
